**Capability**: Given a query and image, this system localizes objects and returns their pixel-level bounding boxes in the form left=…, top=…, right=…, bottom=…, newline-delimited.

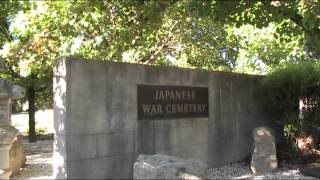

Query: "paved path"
left=11, top=139, right=53, bottom=179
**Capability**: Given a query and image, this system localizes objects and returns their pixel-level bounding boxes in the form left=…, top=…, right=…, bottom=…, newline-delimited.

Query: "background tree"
left=44, top=0, right=237, bottom=70
left=260, top=62, right=320, bottom=152
left=0, top=0, right=236, bottom=141
left=0, top=1, right=56, bottom=142
left=213, top=0, right=320, bottom=58
left=1, top=0, right=319, bottom=142
left=187, top=0, right=319, bottom=74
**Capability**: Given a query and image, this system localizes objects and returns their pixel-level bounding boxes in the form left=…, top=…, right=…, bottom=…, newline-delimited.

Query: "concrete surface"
left=251, top=126, right=277, bottom=174
left=53, top=57, right=277, bottom=179
left=133, top=154, right=207, bottom=179
left=0, top=79, right=25, bottom=179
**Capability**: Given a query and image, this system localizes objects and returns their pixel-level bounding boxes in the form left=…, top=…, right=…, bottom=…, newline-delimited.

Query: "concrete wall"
left=53, top=57, right=275, bottom=179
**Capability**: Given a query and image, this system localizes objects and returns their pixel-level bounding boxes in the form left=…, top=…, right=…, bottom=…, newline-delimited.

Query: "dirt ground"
left=11, top=138, right=53, bottom=179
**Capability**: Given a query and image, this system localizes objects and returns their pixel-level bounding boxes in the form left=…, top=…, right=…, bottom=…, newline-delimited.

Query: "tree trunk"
left=27, top=86, right=37, bottom=142
left=305, top=30, right=320, bottom=58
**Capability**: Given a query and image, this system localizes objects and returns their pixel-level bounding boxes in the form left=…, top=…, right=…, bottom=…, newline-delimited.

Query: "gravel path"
left=10, top=139, right=318, bottom=179
left=11, top=139, right=53, bottom=179
left=207, top=161, right=317, bottom=179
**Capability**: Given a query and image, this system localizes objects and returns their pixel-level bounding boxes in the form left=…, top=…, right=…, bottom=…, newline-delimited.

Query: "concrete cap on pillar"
left=0, top=80, right=25, bottom=100
left=0, top=126, right=19, bottom=145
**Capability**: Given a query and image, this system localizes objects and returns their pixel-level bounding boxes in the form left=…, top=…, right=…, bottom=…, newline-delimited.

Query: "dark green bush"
left=12, top=87, right=52, bottom=113
left=261, top=62, right=320, bottom=140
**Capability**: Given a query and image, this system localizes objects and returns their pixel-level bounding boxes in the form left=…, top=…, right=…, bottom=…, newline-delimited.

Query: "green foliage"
left=36, top=126, right=47, bottom=135
left=1, top=1, right=238, bottom=77
left=262, top=62, right=320, bottom=112
left=1, top=0, right=240, bottom=117
left=261, top=62, right=320, bottom=139
left=1, top=0, right=320, bottom=143
left=283, top=122, right=299, bottom=139
left=22, top=126, right=48, bottom=135
left=0, top=1, right=55, bottom=89
left=47, top=0, right=235, bottom=70
left=183, top=0, right=320, bottom=75
left=228, top=22, right=304, bottom=74
left=12, top=98, right=26, bottom=113
left=12, top=86, right=53, bottom=113
left=35, top=88, right=52, bottom=110
left=212, top=0, right=320, bottom=58
left=2, top=0, right=320, bottom=87
left=2, top=0, right=320, bottom=110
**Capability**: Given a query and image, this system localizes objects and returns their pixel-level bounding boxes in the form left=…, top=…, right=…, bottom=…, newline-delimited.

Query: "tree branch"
left=34, top=86, right=48, bottom=93
left=260, top=0, right=309, bottom=32
left=8, top=66, right=23, bottom=79
left=137, top=21, right=178, bottom=64
left=0, top=21, right=13, bottom=42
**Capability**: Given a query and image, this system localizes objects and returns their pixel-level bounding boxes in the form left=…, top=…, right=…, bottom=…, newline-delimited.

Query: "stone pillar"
left=0, top=126, right=18, bottom=179
left=251, top=126, right=278, bottom=174
left=0, top=80, right=25, bottom=179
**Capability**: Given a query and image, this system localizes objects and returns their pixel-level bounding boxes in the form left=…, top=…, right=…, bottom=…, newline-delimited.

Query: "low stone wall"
left=53, top=57, right=276, bottom=179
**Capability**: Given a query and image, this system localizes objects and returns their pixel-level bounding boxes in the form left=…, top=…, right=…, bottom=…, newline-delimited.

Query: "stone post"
left=0, top=126, right=19, bottom=179
left=0, top=80, right=25, bottom=179
left=251, top=126, right=278, bottom=174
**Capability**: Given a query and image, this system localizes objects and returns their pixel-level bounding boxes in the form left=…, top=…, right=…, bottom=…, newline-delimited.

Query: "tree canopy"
left=213, top=0, right=320, bottom=58
left=0, top=0, right=319, bottom=141
left=2, top=0, right=319, bottom=76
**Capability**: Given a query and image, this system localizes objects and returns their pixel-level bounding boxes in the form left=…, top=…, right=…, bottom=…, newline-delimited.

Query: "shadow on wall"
left=53, top=59, right=67, bottom=178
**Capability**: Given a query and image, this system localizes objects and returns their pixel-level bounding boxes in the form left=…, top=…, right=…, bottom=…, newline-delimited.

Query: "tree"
left=43, top=0, right=236, bottom=70
left=186, top=0, right=319, bottom=74
left=0, top=1, right=55, bottom=142
left=226, top=22, right=305, bottom=74
left=212, top=0, right=320, bottom=59
left=261, top=62, right=320, bottom=144
left=1, top=0, right=236, bottom=142
left=3, top=1, right=317, bottom=142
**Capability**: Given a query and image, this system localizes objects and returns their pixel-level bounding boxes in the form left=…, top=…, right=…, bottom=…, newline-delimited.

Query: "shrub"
left=36, top=126, right=48, bottom=135
left=261, top=62, right=320, bottom=143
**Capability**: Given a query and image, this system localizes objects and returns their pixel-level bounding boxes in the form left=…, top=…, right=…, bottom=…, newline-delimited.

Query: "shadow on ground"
left=11, top=139, right=53, bottom=179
